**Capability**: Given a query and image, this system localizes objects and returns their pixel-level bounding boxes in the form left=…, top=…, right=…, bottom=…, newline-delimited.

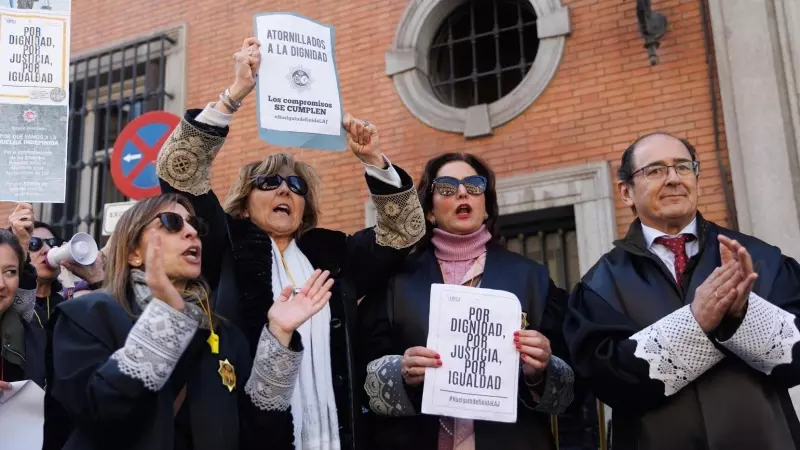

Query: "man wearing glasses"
left=564, top=132, right=800, bottom=450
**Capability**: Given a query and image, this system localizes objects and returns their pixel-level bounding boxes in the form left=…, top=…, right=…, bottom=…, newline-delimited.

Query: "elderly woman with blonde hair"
left=155, top=37, right=424, bottom=450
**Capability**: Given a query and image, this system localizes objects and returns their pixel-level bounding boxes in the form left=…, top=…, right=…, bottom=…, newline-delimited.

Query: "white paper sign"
left=253, top=13, right=345, bottom=150
left=422, top=284, right=521, bottom=423
left=0, top=380, right=44, bottom=449
left=0, top=7, right=70, bottom=105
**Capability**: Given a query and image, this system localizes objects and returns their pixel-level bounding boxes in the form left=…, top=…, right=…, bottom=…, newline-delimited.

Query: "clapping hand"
left=690, top=262, right=743, bottom=332
left=342, top=113, right=383, bottom=168
left=717, top=235, right=758, bottom=318
left=515, top=330, right=551, bottom=378
left=144, top=230, right=184, bottom=311
left=8, top=202, right=35, bottom=259
left=267, top=269, right=334, bottom=347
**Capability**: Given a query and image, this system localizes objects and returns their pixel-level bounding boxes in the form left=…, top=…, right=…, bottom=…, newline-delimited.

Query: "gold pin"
left=521, top=312, right=529, bottom=330
left=218, top=359, right=236, bottom=392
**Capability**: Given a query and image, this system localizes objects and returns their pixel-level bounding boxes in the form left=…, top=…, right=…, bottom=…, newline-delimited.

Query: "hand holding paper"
left=515, top=329, right=551, bottom=378
left=401, top=346, right=442, bottom=386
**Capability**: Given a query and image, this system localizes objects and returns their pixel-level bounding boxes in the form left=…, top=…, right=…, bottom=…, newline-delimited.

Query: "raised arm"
left=335, top=117, right=424, bottom=299
left=156, top=38, right=260, bottom=290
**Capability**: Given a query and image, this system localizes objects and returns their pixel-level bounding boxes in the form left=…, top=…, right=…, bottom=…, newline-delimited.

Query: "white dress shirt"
left=641, top=217, right=699, bottom=281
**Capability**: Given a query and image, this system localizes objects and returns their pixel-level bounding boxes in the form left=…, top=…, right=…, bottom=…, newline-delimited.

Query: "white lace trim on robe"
left=630, top=305, right=724, bottom=396
left=719, top=293, right=800, bottom=375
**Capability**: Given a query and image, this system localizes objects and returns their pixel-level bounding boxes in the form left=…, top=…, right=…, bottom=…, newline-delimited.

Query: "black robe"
left=0, top=260, right=45, bottom=387
left=357, top=244, right=577, bottom=450
left=157, top=109, right=425, bottom=449
left=45, top=292, right=272, bottom=450
left=564, top=215, right=800, bottom=450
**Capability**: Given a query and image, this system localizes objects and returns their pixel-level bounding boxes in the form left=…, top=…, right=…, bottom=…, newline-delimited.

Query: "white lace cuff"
left=245, top=326, right=303, bottom=411
left=364, top=355, right=416, bottom=417
left=11, top=287, right=35, bottom=323
left=109, top=299, right=199, bottom=392
left=719, top=293, right=800, bottom=375
left=533, top=355, right=574, bottom=414
left=630, top=305, right=724, bottom=396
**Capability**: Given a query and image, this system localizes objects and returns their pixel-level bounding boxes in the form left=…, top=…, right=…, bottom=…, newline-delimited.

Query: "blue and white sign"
left=254, top=12, right=345, bottom=151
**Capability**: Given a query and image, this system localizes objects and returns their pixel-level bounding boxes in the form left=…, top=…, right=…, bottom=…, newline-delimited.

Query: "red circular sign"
left=110, top=111, right=180, bottom=200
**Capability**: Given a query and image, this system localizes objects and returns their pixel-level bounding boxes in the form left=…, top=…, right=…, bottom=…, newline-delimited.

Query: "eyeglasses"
left=152, top=212, right=208, bottom=237
left=431, top=175, right=488, bottom=196
left=29, top=236, right=63, bottom=252
left=253, top=174, right=309, bottom=196
left=631, top=161, right=699, bottom=182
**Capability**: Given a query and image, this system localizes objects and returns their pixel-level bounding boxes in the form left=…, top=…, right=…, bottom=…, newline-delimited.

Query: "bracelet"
left=219, top=88, right=242, bottom=113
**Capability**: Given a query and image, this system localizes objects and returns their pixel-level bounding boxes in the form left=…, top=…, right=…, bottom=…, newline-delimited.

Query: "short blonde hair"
left=223, top=152, right=321, bottom=237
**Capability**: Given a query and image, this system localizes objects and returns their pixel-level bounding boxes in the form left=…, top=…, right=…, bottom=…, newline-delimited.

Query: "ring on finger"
left=401, top=367, right=409, bottom=377
left=363, top=120, right=370, bottom=128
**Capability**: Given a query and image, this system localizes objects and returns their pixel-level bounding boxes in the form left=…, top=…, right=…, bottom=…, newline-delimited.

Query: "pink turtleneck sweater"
left=431, top=225, right=492, bottom=450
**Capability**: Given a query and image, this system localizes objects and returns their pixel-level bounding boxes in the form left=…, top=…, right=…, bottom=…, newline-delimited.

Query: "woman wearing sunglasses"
left=7, top=204, right=106, bottom=328
left=358, top=153, right=576, bottom=450
left=154, top=38, right=424, bottom=450
left=44, top=193, right=335, bottom=450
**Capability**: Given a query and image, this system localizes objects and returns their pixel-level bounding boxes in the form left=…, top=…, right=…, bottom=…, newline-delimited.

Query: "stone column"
left=708, top=0, right=800, bottom=260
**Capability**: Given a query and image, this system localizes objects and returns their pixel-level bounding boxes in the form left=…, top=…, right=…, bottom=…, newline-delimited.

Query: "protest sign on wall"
left=253, top=12, right=345, bottom=150
left=421, top=284, right=521, bottom=423
left=0, top=1, right=70, bottom=202
left=0, top=104, right=68, bottom=202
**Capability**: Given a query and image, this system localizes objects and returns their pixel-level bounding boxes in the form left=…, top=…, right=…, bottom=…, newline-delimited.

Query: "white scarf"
left=270, top=238, right=341, bottom=450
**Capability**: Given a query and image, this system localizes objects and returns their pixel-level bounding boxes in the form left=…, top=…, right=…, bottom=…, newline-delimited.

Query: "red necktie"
left=654, top=234, right=695, bottom=286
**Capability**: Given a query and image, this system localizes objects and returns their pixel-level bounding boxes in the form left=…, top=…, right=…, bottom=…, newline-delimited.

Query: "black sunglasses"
left=29, top=236, right=63, bottom=252
left=431, top=175, right=488, bottom=196
left=254, top=174, right=309, bottom=196
left=152, top=212, right=208, bottom=237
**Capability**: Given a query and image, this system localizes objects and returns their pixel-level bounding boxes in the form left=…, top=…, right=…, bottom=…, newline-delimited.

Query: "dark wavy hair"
left=415, top=153, right=500, bottom=251
left=0, top=228, right=25, bottom=272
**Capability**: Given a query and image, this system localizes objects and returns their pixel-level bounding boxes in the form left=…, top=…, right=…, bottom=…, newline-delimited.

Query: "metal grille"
left=45, top=33, right=175, bottom=243
left=428, top=0, right=540, bottom=108
left=500, top=206, right=600, bottom=450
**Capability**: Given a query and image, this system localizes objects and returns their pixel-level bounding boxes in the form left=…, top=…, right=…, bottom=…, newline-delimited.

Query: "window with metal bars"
left=428, top=0, right=540, bottom=109
left=41, top=33, right=178, bottom=244
left=499, top=205, right=600, bottom=450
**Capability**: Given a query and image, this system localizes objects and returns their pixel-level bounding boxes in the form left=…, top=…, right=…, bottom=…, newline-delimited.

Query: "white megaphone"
left=46, top=232, right=99, bottom=268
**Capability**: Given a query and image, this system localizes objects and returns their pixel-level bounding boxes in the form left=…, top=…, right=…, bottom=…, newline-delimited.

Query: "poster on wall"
left=0, top=0, right=70, bottom=202
left=0, top=104, right=68, bottom=202
left=253, top=12, right=345, bottom=151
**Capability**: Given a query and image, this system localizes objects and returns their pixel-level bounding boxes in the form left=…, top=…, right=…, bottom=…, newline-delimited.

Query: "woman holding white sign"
left=155, top=38, right=425, bottom=450
left=358, top=153, right=576, bottom=450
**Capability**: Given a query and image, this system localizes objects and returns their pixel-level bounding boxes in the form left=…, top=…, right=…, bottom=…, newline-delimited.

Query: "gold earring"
left=429, top=217, right=436, bottom=226
left=484, top=212, right=489, bottom=221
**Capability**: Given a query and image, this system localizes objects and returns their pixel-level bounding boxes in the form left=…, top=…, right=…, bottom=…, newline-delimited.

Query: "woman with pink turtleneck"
left=358, top=153, right=575, bottom=450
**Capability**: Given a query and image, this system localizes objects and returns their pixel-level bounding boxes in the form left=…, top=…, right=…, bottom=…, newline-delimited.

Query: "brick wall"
left=0, top=0, right=733, bottom=243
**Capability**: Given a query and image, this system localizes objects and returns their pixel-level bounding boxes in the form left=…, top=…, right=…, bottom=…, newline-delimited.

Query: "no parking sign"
left=110, top=111, right=180, bottom=200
